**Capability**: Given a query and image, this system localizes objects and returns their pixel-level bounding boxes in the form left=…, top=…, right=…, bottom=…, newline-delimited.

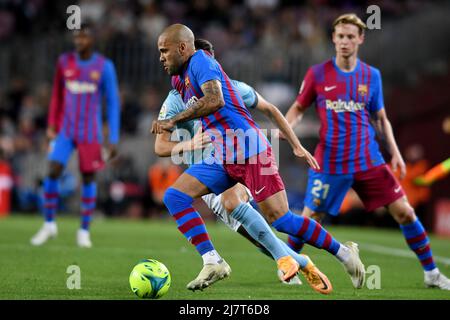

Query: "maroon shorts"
left=223, top=147, right=285, bottom=202
left=353, top=164, right=405, bottom=211
left=77, top=143, right=105, bottom=173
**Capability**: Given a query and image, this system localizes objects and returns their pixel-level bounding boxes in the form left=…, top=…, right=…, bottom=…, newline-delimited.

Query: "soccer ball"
left=129, top=259, right=171, bottom=299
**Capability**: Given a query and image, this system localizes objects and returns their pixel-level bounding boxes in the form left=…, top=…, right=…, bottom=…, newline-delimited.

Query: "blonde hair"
left=333, top=13, right=366, bottom=34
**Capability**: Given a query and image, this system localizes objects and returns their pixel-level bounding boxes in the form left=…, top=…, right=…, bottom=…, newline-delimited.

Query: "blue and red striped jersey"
left=48, top=52, right=120, bottom=144
left=296, top=58, right=385, bottom=174
left=171, top=50, right=269, bottom=162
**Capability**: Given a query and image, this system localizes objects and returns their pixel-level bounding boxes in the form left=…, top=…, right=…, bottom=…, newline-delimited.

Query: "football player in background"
left=31, top=23, right=120, bottom=248
left=284, top=13, right=450, bottom=290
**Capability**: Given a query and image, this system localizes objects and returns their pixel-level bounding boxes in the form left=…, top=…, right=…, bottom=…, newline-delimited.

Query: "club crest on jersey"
left=90, top=70, right=101, bottom=81
left=184, top=76, right=191, bottom=89
left=358, top=84, right=368, bottom=96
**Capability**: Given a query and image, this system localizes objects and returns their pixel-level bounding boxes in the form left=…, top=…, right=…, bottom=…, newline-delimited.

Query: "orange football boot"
left=299, top=254, right=333, bottom=294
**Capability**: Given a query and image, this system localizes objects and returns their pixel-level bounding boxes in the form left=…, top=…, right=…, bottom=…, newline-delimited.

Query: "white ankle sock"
left=202, top=250, right=222, bottom=265
left=45, top=221, right=56, bottom=228
left=336, top=244, right=351, bottom=263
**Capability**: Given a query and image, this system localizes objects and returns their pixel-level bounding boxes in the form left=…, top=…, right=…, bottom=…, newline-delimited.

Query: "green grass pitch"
left=0, top=215, right=449, bottom=300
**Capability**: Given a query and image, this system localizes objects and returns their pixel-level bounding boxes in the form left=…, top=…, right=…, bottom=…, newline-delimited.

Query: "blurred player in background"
left=155, top=38, right=335, bottom=294
left=415, top=116, right=450, bottom=186
left=31, top=23, right=120, bottom=248
left=152, top=24, right=364, bottom=291
left=284, top=13, right=450, bottom=290
left=415, top=158, right=450, bottom=186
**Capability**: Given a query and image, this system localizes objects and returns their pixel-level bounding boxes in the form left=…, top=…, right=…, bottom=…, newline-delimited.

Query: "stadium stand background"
left=0, top=0, right=448, bottom=230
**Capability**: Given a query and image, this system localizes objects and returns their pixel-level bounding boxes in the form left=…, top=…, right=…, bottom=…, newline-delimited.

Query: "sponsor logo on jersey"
left=325, top=99, right=365, bottom=112
left=186, top=96, right=198, bottom=109
left=358, top=84, right=368, bottom=96
left=66, top=80, right=98, bottom=94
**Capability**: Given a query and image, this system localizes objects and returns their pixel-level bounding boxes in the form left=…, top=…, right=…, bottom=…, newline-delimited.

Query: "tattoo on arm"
left=171, top=80, right=225, bottom=123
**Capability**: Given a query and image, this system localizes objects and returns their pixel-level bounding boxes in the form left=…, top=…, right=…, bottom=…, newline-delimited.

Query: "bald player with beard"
left=150, top=24, right=364, bottom=291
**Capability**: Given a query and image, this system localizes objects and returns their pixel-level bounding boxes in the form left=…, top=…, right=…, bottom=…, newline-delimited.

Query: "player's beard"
left=168, top=54, right=186, bottom=76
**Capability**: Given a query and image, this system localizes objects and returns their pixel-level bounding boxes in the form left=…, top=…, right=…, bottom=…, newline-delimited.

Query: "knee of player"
left=311, top=211, right=326, bottom=223
left=82, top=173, right=95, bottom=184
left=163, top=187, right=193, bottom=208
left=221, top=194, right=242, bottom=214
left=394, top=205, right=416, bottom=224
left=48, top=162, right=64, bottom=179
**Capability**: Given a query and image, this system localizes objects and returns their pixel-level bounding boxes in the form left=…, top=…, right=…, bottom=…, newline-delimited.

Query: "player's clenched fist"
left=151, top=119, right=175, bottom=134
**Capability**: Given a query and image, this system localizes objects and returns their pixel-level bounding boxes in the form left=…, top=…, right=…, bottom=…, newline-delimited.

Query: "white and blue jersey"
left=158, top=80, right=257, bottom=230
left=171, top=49, right=268, bottom=163
left=158, top=80, right=258, bottom=165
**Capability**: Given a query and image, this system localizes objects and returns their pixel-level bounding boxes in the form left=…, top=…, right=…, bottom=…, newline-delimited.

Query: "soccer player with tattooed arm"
left=151, top=24, right=365, bottom=292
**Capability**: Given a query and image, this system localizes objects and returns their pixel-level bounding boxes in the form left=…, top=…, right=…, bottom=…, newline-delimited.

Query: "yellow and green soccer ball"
left=129, top=259, right=171, bottom=299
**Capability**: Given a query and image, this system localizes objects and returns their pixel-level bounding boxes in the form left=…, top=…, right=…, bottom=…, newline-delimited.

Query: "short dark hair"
left=74, top=21, right=94, bottom=35
left=194, top=39, right=214, bottom=56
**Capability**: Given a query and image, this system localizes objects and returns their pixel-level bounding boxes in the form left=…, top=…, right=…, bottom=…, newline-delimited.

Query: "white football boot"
left=340, top=241, right=366, bottom=289
left=424, top=270, right=450, bottom=290
left=30, top=222, right=58, bottom=246
left=186, top=259, right=231, bottom=291
left=77, top=229, right=92, bottom=248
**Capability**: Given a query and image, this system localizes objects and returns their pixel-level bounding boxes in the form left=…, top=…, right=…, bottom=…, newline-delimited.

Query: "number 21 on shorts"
left=311, top=179, right=330, bottom=199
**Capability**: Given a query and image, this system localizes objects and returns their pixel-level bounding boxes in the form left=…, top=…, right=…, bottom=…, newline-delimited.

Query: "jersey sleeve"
left=158, top=90, right=183, bottom=132
left=295, top=67, right=316, bottom=109
left=191, top=52, right=222, bottom=88
left=101, top=59, right=121, bottom=144
left=368, top=68, right=385, bottom=113
left=232, top=80, right=258, bottom=109
left=48, top=56, right=65, bottom=131
left=159, top=90, right=181, bottom=120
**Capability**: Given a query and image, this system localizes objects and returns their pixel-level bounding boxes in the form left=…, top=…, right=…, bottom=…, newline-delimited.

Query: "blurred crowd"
left=0, top=0, right=426, bottom=43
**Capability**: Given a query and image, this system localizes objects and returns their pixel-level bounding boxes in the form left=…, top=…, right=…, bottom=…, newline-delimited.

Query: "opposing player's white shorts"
left=201, top=187, right=253, bottom=232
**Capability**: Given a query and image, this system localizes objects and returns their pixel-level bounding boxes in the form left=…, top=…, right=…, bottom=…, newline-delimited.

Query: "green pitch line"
left=0, top=215, right=449, bottom=300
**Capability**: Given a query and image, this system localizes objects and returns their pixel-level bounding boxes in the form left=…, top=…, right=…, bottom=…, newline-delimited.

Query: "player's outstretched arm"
left=155, top=129, right=211, bottom=157
left=372, top=108, right=406, bottom=179
left=284, top=100, right=306, bottom=131
left=151, top=80, right=225, bottom=134
left=47, top=57, right=64, bottom=140
left=255, top=92, right=319, bottom=170
left=102, top=60, right=121, bottom=160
